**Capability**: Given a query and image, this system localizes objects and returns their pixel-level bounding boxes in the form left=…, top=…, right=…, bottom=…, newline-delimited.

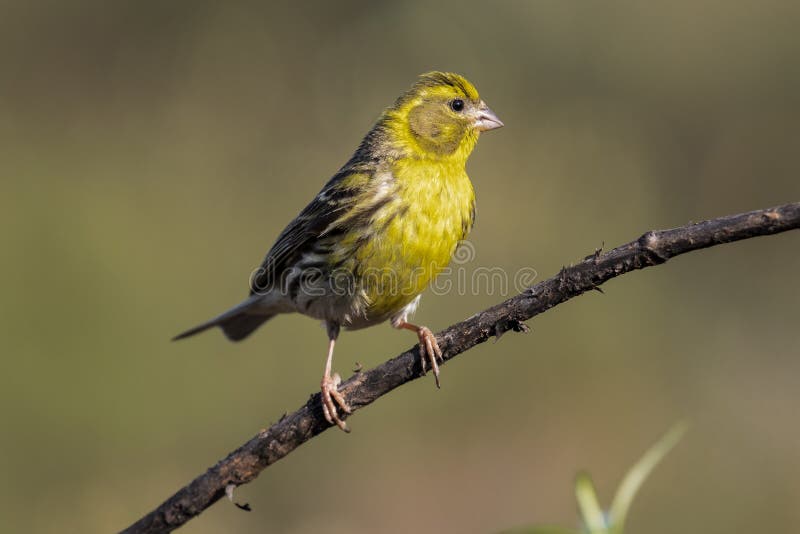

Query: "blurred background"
left=2, top=1, right=799, bottom=533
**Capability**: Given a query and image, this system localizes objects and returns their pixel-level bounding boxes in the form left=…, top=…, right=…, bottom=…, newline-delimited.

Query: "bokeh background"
left=2, top=1, right=799, bottom=533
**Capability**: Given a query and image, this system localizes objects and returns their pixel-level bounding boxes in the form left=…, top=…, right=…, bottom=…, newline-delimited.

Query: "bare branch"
left=121, top=202, right=800, bottom=534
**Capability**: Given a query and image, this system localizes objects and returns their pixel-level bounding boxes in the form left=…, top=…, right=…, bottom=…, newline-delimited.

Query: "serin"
left=174, top=72, right=503, bottom=431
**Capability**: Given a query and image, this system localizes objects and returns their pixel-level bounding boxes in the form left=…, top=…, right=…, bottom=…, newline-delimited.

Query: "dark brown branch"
left=121, top=202, right=800, bottom=534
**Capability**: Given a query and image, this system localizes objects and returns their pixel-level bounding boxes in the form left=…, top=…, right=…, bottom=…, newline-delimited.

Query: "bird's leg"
left=321, top=322, right=350, bottom=432
left=394, top=321, right=444, bottom=388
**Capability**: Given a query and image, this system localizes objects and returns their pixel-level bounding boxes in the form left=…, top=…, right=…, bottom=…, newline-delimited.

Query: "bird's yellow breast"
left=354, top=158, right=475, bottom=319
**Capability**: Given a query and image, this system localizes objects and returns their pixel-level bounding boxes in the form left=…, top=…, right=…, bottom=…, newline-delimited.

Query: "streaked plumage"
left=175, top=72, right=503, bottom=430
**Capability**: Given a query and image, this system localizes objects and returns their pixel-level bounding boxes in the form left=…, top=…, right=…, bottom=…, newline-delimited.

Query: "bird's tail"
left=173, top=297, right=275, bottom=342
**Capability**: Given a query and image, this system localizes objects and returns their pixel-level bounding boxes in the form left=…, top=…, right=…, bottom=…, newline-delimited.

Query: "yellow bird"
left=174, top=72, right=503, bottom=430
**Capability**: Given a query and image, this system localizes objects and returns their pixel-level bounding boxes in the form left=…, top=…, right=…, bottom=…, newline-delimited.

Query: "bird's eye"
left=449, top=99, right=465, bottom=112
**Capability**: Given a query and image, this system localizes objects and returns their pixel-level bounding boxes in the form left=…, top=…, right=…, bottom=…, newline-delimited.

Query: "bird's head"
left=383, top=72, right=503, bottom=162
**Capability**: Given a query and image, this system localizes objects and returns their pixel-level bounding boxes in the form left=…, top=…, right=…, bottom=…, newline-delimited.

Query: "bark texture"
left=122, top=202, right=800, bottom=534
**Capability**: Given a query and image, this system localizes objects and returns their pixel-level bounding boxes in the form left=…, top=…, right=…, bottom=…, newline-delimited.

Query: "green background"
left=2, top=2, right=799, bottom=533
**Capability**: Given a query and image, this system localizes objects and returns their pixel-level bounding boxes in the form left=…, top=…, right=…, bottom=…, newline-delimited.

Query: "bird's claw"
left=321, top=372, right=351, bottom=432
left=417, top=326, right=444, bottom=388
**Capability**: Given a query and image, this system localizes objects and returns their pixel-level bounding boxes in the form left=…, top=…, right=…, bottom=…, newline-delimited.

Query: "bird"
left=174, top=72, right=503, bottom=431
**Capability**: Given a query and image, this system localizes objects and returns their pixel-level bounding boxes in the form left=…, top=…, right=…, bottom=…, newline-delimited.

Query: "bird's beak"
left=474, top=101, right=504, bottom=132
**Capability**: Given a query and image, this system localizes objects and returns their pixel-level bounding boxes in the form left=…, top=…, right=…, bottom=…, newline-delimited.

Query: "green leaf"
left=574, top=471, right=608, bottom=533
left=608, top=421, right=688, bottom=534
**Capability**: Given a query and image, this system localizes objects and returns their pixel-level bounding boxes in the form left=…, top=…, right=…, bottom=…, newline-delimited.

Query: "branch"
left=122, top=202, right=800, bottom=533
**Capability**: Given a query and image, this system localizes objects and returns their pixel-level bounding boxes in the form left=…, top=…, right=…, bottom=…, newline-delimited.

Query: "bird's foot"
left=321, top=372, right=351, bottom=432
left=416, top=326, right=444, bottom=388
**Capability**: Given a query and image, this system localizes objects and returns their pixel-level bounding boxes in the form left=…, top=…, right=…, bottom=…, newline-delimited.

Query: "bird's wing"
left=249, top=169, right=381, bottom=294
